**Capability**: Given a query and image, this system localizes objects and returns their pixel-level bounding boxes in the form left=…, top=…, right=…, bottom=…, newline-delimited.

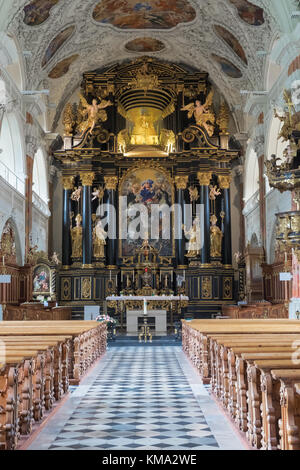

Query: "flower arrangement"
left=96, top=315, right=118, bottom=328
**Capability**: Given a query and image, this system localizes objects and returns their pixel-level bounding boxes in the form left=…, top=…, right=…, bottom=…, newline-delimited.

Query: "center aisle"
left=27, top=344, right=247, bottom=450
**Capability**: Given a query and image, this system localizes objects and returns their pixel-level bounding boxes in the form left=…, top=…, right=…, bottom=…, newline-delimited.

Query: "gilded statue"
left=93, top=219, right=106, bottom=258
left=210, top=215, right=223, bottom=258
left=184, top=217, right=201, bottom=258
left=71, top=214, right=82, bottom=258
left=217, top=101, right=230, bottom=134
left=71, top=186, right=82, bottom=202
left=63, top=103, right=75, bottom=136
left=209, top=185, right=221, bottom=201
left=274, top=89, right=300, bottom=142
left=188, top=186, right=199, bottom=202
left=77, top=94, right=113, bottom=137
left=181, top=91, right=215, bottom=137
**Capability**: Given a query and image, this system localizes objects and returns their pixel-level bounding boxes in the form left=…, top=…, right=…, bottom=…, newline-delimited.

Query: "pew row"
left=0, top=321, right=107, bottom=450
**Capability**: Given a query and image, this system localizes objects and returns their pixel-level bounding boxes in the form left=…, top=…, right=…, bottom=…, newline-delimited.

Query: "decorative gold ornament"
left=188, top=186, right=199, bottom=202
left=181, top=90, right=215, bottom=137
left=128, top=61, right=161, bottom=95
left=63, top=103, right=75, bottom=136
left=217, top=100, right=230, bottom=135
left=71, top=214, right=82, bottom=258
left=175, top=175, right=189, bottom=190
left=104, top=176, right=118, bottom=191
left=218, top=175, right=231, bottom=189
left=62, top=176, right=75, bottom=191
left=202, top=276, right=212, bottom=299
left=274, top=89, right=300, bottom=142
left=80, top=172, right=95, bottom=187
left=81, top=277, right=92, bottom=299
left=197, top=172, right=212, bottom=186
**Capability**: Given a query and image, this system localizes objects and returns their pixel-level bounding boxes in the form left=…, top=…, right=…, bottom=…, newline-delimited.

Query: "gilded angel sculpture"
left=209, top=185, right=221, bottom=201
left=92, top=186, right=105, bottom=202
left=181, top=91, right=215, bottom=137
left=77, top=94, right=113, bottom=137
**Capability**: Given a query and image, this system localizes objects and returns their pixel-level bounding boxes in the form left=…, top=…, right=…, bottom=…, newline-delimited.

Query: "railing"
left=0, top=160, right=25, bottom=195
left=32, top=191, right=51, bottom=217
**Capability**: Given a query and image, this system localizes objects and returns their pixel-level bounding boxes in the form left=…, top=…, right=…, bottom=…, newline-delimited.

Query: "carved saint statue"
left=71, top=214, right=82, bottom=258
left=184, top=217, right=201, bottom=258
left=210, top=215, right=223, bottom=258
left=181, top=91, right=215, bottom=137
left=93, top=219, right=106, bottom=258
left=78, top=94, right=113, bottom=137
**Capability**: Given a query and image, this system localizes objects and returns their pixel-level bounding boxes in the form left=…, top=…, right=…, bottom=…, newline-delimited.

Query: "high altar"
left=54, top=58, right=238, bottom=329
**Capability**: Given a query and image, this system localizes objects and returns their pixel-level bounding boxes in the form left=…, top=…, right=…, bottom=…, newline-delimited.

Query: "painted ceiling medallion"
left=48, top=54, right=79, bottom=79
left=211, top=54, right=243, bottom=78
left=125, top=37, right=165, bottom=52
left=92, top=0, right=196, bottom=30
left=214, top=25, right=248, bottom=65
left=23, top=0, right=59, bottom=26
left=229, top=0, right=265, bottom=26
left=42, top=25, right=75, bottom=67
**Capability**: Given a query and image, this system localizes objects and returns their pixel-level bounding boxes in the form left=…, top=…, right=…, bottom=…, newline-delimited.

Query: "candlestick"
left=109, top=270, right=112, bottom=281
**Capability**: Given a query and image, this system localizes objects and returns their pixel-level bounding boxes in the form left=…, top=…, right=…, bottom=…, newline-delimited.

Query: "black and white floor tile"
left=27, top=345, right=246, bottom=450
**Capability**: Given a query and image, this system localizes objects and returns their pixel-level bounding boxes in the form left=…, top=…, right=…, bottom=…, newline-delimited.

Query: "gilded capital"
left=197, top=172, right=212, bottom=187
left=80, top=172, right=95, bottom=187
left=104, top=176, right=119, bottom=191
left=175, top=175, right=189, bottom=190
left=62, top=176, right=75, bottom=191
left=218, top=175, right=231, bottom=189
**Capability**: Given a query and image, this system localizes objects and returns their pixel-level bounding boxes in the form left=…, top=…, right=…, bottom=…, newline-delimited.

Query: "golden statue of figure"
left=181, top=91, right=215, bottom=137
left=210, top=215, right=223, bottom=258
left=71, top=214, right=82, bottom=258
left=77, top=94, right=113, bottom=137
left=93, top=219, right=106, bottom=258
left=274, top=89, right=300, bottom=142
left=184, top=217, right=201, bottom=258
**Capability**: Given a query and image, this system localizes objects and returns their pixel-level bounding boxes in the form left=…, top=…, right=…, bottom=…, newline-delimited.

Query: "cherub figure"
left=92, top=186, right=105, bottom=202
left=209, top=185, right=221, bottom=201
left=78, top=94, right=113, bottom=137
left=181, top=91, right=215, bottom=137
left=71, top=186, right=82, bottom=202
left=51, top=252, right=61, bottom=265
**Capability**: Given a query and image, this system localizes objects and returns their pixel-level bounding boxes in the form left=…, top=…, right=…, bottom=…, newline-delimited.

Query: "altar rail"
left=222, top=302, right=288, bottom=319
left=182, top=319, right=300, bottom=450
left=3, top=303, right=72, bottom=321
left=0, top=321, right=107, bottom=450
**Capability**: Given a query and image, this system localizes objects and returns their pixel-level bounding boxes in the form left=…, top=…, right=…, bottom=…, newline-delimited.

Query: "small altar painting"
left=214, top=25, right=248, bottom=65
left=92, top=0, right=196, bottom=29
left=48, top=54, right=79, bottom=79
left=211, top=54, right=243, bottom=78
left=120, top=168, right=173, bottom=257
left=42, top=25, right=75, bottom=67
left=229, top=0, right=264, bottom=26
left=23, top=0, right=59, bottom=26
left=125, top=37, right=165, bottom=52
left=33, top=264, right=51, bottom=295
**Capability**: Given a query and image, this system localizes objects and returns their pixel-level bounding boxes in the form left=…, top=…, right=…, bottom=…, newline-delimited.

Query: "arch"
left=250, top=233, right=259, bottom=248
left=265, top=36, right=282, bottom=92
left=0, top=33, right=25, bottom=90
left=33, top=148, right=49, bottom=203
left=0, top=112, right=25, bottom=194
left=0, top=218, right=23, bottom=266
left=244, top=147, right=259, bottom=202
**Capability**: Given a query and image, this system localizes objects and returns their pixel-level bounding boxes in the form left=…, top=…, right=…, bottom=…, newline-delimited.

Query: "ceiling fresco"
left=23, top=0, right=60, bottom=26
left=125, top=37, right=165, bottom=52
left=211, top=54, right=243, bottom=78
left=228, top=0, right=265, bottom=26
left=92, top=0, right=197, bottom=29
left=214, top=25, right=247, bottom=65
left=42, top=25, right=75, bottom=67
left=48, top=54, right=79, bottom=79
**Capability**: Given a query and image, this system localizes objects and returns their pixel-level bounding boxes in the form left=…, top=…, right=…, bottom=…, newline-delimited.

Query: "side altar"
left=53, top=57, right=238, bottom=329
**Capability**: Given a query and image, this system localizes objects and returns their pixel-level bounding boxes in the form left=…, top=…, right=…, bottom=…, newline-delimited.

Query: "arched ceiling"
left=2, top=0, right=299, bottom=132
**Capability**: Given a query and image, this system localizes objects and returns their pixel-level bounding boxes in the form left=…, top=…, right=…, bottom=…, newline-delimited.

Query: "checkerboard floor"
left=27, top=346, right=246, bottom=450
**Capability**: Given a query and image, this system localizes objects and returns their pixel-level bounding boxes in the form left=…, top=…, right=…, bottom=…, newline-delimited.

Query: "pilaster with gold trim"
left=219, top=174, right=232, bottom=265
left=198, top=172, right=212, bottom=265
left=104, top=176, right=119, bottom=266
left=175, top=175, right=189, bottom=266
left=80, top=172, right=95, bottom=267
left=62, top=176, right=75, bottom=267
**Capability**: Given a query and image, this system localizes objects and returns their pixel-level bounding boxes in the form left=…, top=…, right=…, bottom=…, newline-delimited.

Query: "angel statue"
left=71, top=186, right=82, bottom=202
left=92, top=186, right=105, bottom=202
left=181, top=91, right=216, bottom=137
left=77, top=94, right=113, bottom=137
left=209, top=185, right=221, bottom=201
left=51, top=251, right=61, bottom=265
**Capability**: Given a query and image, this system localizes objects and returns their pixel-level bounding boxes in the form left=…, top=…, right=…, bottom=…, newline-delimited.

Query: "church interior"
left=1, top=0, right=300, bottom=453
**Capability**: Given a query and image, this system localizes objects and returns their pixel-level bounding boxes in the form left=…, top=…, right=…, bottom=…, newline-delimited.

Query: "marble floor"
left=26, top=345, right=247, bottom=451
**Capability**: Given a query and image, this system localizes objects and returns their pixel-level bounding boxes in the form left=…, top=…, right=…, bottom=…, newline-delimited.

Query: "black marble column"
left=175, top=176, right=188, bottom=266
left=220, top=176, right=232, bottom=265
left=80, top=172, right=94, bottom=267
left=104, top=176, right=118, bottom=267
left=198, top=172, right=212, bottom=265
left=62, top=176, right=74, bottom=267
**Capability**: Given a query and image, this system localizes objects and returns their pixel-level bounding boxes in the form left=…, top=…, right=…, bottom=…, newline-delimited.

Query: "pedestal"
left=127, top=310, right=167, bottom=336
